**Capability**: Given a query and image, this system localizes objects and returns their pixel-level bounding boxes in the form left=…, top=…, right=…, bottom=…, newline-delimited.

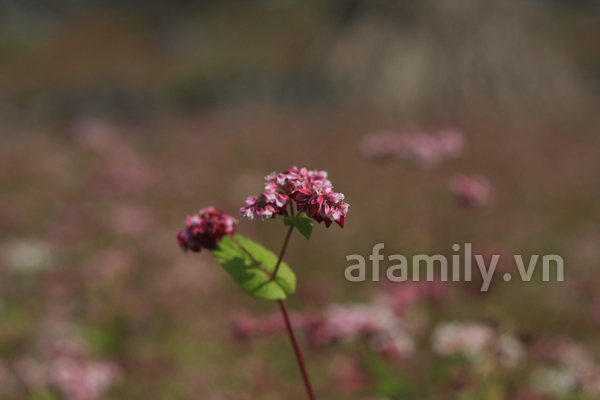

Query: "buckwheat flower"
left=377, top=280, right=447, bottom=316
left=239, top=190, right=289, bottom=220
left=50, top=356, right=119, bottom=400
left=436, top=128, right=465, bottom=158
left=322, top=305, right=400, bottom=342
left=292, top=180, right=349, bottom=228
left=361, top=128, right=465, bottom=168
left=265, top=167, right=302, bottom=193
left=324, top=304, right=374, bottom=342
left=301, top=168, right=330, bottom=185
left=399, top=132, right=445, bottom=169
left=449, top=174, right=492, bottom=207
left=176, top=207, right=237, bottom=252
left=232, top=314, right=259, bottom=340
left=534, top=340, right=600, bottom=396
left=243, top=166, right=348, bottom=227
left=31, top=327, right=121, bottom=400
left=431, top=322, right=495, bottom=361
left=375, top=282, right=422, bottom=315
left=495, top=334, right=526, bottom=368
left=360, top=132, right=404, bottom=160
left=264, top=166, right=330, bottom=193
left=369, top=329, right=416, bottom=359
left=555, top=341, right=595, bottom=371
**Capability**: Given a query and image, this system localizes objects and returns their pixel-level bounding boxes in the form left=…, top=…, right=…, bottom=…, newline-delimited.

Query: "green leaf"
left=284, top=213, right=313, bottom=240
left=211, top=234, right=296, bottom=300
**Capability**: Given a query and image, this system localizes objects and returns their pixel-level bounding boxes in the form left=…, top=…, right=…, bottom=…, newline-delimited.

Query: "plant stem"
left=272, top=225, right=293, bottom=280
left=230, top=230, right=315, bottom=398
left=278, top=299, right=316, bottom=400
left=275, top=206, right=315, bottom=399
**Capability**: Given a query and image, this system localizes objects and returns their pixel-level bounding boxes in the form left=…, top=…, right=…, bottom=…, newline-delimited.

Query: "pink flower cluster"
left=431, top=322, right=495, bottom=360
left=240, top=167, right=349, bottom=228
left=360, top=128, right=465, bottom=169
left=529, top=339, right=600, bottom=397
left=49, top=354, right=119, bottom=400
left=307, top=304, right=415, bottom=358
left=431, top=322, right=525, bottom=368
left=176, top=207, right=237, bottom=252
left=449, top=174, right=493, bottom=207
left=240, top=191, right=289, bottom=220
left=12, top=331, right=120, bottom=400
left=375, top=280, right=447, bottom=315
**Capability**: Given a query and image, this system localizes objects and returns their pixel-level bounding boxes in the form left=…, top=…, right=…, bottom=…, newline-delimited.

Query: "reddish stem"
left=232, top=203, right=315, bottom=398
left=272, top=224, right=293, bottom=280
left=278, top=299, right=316, bottom=400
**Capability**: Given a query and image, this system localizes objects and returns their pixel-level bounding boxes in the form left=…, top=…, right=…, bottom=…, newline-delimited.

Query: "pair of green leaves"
left=210, top=214, right=313, bottom=301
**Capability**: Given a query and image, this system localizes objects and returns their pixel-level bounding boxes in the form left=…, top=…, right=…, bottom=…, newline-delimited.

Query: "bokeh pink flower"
left=360, top=127, right=465, bottom=169
left=449, top=174, right=493, bottom=207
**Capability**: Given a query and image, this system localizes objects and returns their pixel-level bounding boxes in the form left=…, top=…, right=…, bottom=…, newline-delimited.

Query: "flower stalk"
left=272, top=225, right=293, bottom=280
left=278, top=299, right=316, bottom=400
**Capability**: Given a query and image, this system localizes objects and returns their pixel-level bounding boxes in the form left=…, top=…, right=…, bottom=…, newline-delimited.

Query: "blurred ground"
left=1, top=1, right=600, bottom=400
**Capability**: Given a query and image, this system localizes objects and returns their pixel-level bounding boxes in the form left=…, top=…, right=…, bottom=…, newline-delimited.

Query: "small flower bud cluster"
left=176, top=207, right=237, bottom=252
left=240, top=167, right=349, bottom=228
left=360, top=128, right=465, bottom=169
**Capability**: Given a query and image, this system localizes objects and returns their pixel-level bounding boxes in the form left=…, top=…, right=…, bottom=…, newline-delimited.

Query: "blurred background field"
left=1, top=1, right=600, bottom=399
